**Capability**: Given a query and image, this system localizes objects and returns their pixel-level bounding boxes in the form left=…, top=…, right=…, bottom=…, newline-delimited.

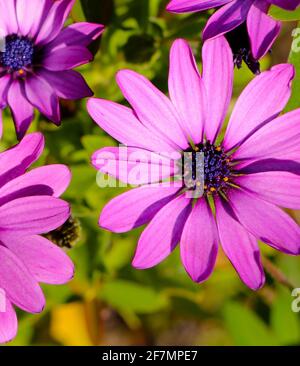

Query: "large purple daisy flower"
left=0, top=0, right=104, bottom=139
left=0, top=132, right=73, bottom=343
left=167, top=0, right=300, bottom=73
left=87, top=36, right=300, bottom=291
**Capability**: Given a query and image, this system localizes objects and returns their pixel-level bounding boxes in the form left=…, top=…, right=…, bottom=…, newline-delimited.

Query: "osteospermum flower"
left=87, top=36, right=300, bottom=290
left=0, top=132, right=73, bottom=343
left=166, top=0, right=300, bottom=73
left=0, top=0, right=104, bottom=139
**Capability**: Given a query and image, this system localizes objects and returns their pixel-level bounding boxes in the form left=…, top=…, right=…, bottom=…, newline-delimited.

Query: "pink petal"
left=247, top=0, right=281, bottom=59
left=167, top=0, right=232, bottom=13
left=87, top=98, right=177, bottom=153
left=16, top=0, right=49, bottom=37
left=0, top=133, right=44, bottom=188
left=0, top=1, right=18, bottom=34
left=168, top=39, right=205, bottom=144
left=228, top=189, right=300, bottom=255
left=0, top=74, right=12, bottom=107
left=0, top=165, right=71, bottom=206
left=132, top=195, right=192, bottom=269
left=203, top=0, right=254, bottom=40
left=233, top=108, right=300, bottom=161
left=92, top=147, right=178, bottom=185
left=43, top=46, right=93, bottom=71
left=38, top=69, right=93, bottom=100
left=0, top=299, right=17, bottom=343
left=7, top=80, right=34, bottom=140
left=202, top=36, right=233, bottom=142
left=35, top=0, right=76, bottom=46
left=116, top=70, right=188, bottom=149
left=100, top=183, right=182, bottom=233
left=215, top=196, right=265, bottom=290
left=180, top=199, right=218, bottom=283
left=235, top=172, right=300, bottom=210
left=0, top=245, right=45, bottom=313
left=47, top=22, right=104, bottom=50
left=223, top=64, right=294, bottom=150
left=25, top=74, right=60, bottom=124
left=0, top=196, right=70, bottom=234
left=2, top=235, right=74, bottom=285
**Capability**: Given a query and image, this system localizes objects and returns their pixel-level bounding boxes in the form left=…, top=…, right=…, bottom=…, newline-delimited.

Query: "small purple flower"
left=88, top=36, right=300, bottom=291
left=166, top=0, right=300, bottom=73
left=0, top=132, right=73, bottom=343
left=0, top=0, right=104, bottom=139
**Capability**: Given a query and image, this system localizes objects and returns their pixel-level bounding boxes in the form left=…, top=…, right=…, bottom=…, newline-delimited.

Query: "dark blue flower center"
left=182, top=142, right=231, bottom=195
left=0, top=35, right=34, bottom=71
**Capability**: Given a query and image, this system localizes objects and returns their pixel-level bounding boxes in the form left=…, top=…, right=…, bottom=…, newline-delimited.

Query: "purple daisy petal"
left=0, top=299, right=17, bottom=344
left=25, top=74, right=60, bottom=124
left=7, top=80, right=34, bottom=140
left=247, top=0, right=281, bottom=60
left=233, top=108, right=300, bottom=161
left=0, top=0, right=18, bottom=34
left=235, top=172, right=300, bottom=209
left=43, top=46, right=93, bottom=71
left=0, top=196, right=70, bottom=235
left=1, top=234, right=74, bottom=285
left=215, top=196, right=265, bottom=290
left=35, top=0, right=76, bottom=46
left=0, top=165, right=71, bottom=205
left=116, top=70, right=188, bottom=150
left=223, top=64, right=294, bottom=150
left=87, top=98, right=178, bottom=153
left=180, top=198, right=219, bottom=283
left=0, top=245, right=45, bottom=313
left=169, top=38, right=206, bottom=144
left=16, top=0, right=51, bottom=38
left=46, top=22, right=105, bottom=50
left=100, top=183, right=182, bottom=233
left=167, top=0, right=232, bottom=13
left=203, top=0, right=254, bottom=41
left=132, top=195, right=192, bottom=269
left=92, top=147, right=178, bottom=185
left=228, top=189, right=300, bottom=255
left=0, top=133, right=44, bottom=187
left=38, top=69, right=93, bottom=100
left=202, top=36, right=233, bottom=142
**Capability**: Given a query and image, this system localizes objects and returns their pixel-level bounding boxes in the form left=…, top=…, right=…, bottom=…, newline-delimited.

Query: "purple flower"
left=166, top=0, right=300, bottom=73
left=0, top=0, right=104, bottom=139
left=0, top=132, right=73, bottom=343
left=88, top=36, right=300, bottom=291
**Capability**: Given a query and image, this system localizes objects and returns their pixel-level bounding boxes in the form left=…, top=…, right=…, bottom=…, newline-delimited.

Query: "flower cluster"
left=0, top=0, right=300, bottom=344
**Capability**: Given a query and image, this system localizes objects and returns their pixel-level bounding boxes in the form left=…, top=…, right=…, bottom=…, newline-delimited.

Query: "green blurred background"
left=2, top=0, right=300, bottom=346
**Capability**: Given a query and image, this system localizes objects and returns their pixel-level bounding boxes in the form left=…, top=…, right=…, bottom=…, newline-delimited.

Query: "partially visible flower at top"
left=0, top=0, right=104, bottom=139
left=0, top=132, right=73, bottom=343
left=88, top=36, right=300, bottom=291
left=166, top=0, right=300, bottom=74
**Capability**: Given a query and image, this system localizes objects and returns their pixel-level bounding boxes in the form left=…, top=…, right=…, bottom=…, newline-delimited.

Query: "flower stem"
left=262, top=256, right=296, bottom=291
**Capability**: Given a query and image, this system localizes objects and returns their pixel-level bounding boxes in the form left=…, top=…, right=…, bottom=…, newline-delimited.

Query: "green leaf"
left=100, top=280, right=169, bottom=314
left=224, top=302, right=280, bottom=346
left=269, top=6, right=300, bottom=21
left=284, top=21, right=300, bottom=112
left=271, top=287, right=300, bottom=345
